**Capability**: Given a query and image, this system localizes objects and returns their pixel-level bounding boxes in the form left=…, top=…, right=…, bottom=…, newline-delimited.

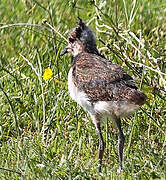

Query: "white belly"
left=68, top=68, right=95, bottom=114
left=94, top=101, right=139, bottom=117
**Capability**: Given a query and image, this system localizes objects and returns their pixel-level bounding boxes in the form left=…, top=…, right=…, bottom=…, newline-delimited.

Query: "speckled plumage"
left=61, top=18, right=146, bottom=172
left=72, top=52, right=146, bottom=105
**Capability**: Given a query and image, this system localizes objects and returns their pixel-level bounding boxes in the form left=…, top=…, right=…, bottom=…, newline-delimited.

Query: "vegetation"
left=0, top=0, right=165, bottom=179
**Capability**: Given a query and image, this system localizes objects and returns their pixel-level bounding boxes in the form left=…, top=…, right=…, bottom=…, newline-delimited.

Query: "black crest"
left=74, top=17, right=85, bottom=39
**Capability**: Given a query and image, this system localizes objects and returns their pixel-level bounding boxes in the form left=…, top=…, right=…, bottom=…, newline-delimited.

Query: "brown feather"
left=72, top=52, right=146, bottom=105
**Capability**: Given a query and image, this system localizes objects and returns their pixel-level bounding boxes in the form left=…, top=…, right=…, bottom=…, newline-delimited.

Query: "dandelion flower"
left=43, top=68, right=53, bottom=80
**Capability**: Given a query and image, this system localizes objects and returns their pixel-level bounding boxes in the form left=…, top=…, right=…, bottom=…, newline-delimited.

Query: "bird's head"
left=60, top=18, right=98, bottom=57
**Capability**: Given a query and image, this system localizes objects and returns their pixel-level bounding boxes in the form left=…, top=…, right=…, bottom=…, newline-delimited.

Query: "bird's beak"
left=60, top=47, right=69, bottom=56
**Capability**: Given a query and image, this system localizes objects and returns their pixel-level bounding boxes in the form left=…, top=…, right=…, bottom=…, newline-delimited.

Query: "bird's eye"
left=69, top=38, right=75, bottom=43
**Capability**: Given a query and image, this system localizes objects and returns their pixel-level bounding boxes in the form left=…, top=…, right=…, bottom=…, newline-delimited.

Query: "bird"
left=60, top=18, right=146, bottom=172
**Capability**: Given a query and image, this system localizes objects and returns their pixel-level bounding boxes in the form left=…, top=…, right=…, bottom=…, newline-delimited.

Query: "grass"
left=0, top=0, right=166, bottom=179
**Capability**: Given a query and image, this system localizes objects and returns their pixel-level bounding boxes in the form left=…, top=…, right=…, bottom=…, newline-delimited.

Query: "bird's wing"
left=72, top=53, right=146, bottom=104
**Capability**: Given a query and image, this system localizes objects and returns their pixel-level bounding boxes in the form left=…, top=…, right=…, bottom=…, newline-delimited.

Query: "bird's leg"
left=91, top=114, right=105, bottom=172
left=115, top=118, right=125, bottom=173
left=96, top=121, right=105, bottom=172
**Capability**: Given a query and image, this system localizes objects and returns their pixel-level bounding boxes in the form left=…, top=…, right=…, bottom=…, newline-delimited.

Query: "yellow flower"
left=42, top=68, right=53, bottom=80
